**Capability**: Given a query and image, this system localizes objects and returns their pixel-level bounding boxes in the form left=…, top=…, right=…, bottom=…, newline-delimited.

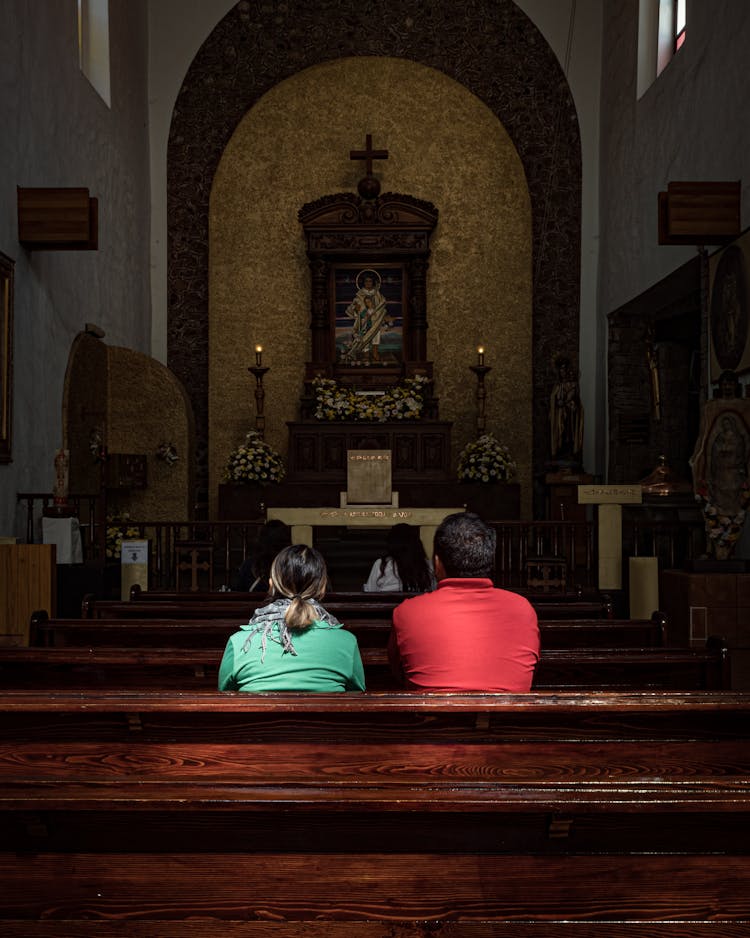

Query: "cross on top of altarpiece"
left=350, top=134, right=389, bottom=199
left=349, top=134, right=389, bottom=176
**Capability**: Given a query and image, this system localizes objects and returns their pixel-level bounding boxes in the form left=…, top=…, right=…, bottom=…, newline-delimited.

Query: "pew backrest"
left=90, top=590, right=615, bottom=621
left=31, top=610, right=667, bottom=650
left=5, top=638, right=728, bottom=691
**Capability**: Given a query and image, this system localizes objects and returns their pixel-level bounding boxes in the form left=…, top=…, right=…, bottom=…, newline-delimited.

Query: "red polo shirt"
left=389, top=578, right=540, bottom=692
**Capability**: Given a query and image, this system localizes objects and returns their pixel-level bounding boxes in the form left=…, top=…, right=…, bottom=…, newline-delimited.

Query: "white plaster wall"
left=146, top=0, right=603, bottom=473
left=599, top=0, right=750, bottom=315
left=0, top=0, right=151, bottom=539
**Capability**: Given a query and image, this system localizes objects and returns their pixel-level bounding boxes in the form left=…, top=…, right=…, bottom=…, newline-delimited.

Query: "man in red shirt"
left=388, top=512, right=540, bottom=691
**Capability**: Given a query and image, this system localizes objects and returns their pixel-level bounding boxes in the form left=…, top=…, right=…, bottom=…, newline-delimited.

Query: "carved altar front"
left=286, top=421, right=452, bottom=483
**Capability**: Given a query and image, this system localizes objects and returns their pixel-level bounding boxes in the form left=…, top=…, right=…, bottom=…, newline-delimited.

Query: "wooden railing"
left=16, top=492, right=105, bottom=558
left=16, top=490, right=706, bottom=592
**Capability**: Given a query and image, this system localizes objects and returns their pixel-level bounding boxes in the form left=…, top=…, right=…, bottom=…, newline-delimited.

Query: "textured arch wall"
left=167, top=0, right=581, bottom=513
left=209, top=57, right=532, bottom=515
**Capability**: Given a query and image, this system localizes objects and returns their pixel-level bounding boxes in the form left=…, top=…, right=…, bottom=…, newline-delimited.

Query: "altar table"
left=266, top=506, right=465, bottom=557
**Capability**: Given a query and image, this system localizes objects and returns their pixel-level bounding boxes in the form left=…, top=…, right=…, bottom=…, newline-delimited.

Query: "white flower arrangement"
left=224, top=430, right=285, bottom=485
left=457, top=433, right=516, bottom=483
left=313, top=375, right=429, bottom=422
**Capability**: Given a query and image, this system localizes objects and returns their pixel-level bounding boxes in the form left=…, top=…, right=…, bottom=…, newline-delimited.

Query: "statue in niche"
left=690, top=370, right=750, bottom=560
left=549, top=355, right=584, bottom=466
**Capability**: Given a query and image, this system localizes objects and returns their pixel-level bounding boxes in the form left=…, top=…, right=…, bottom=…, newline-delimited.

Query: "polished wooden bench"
left=91, top=590, right=615, bottom=621
left=2, top=636, right=729, bottom=692
left=31, top=609, right=667, bottom=651
left=1, top=690, right=749, bottom=934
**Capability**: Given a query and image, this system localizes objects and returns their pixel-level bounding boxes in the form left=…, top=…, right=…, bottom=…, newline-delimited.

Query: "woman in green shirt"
left=218, top=544, right=365, bottom=692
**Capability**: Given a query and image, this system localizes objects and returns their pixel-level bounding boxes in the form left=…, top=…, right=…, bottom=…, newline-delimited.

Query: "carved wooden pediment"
left=299, top=192, right=438, bottom=230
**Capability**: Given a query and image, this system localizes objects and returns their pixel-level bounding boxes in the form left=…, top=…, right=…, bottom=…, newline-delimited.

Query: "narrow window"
left=639, top=0, right=686, bottom=97
left=657, top=0, right=685, bottom=76
left=675, top=0, right=686, bottom=51
left=77, top=0, right=111, bottom=107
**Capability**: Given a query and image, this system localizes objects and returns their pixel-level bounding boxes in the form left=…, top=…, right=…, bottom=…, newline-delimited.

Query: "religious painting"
left=332, top=263, right=405, bottom=367
left=0, top=252, right=13, bottom=464
left=710, top=240, right=750, bottom=378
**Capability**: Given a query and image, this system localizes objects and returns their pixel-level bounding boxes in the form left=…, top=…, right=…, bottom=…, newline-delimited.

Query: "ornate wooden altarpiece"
left=287, top=162, right=455, bottom=487
left=298, top=189, right=438, bottom=394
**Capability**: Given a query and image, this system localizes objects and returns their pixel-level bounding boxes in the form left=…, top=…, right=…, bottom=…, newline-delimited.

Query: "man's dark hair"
left=433, top=512, right=496, bottom=579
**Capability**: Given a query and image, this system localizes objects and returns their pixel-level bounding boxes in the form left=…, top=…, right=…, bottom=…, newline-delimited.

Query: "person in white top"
left=363, top=523, right=436, bottom=593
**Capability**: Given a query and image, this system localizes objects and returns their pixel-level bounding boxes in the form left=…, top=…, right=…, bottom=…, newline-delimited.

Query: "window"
left=77, top=0, right=111, bottom=107
left=675, top=0, right=686, bottom=51
left=638, top=0, right=686, bottom=98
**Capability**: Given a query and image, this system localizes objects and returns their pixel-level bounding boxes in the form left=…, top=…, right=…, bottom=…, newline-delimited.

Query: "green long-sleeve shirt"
left=218, top=619, right=366, bottom=692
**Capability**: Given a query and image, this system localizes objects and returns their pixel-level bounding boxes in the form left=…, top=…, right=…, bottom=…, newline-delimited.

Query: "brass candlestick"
left=248, top=365, right=270, bottom=438
left=469, top=363, right=492, bottom=435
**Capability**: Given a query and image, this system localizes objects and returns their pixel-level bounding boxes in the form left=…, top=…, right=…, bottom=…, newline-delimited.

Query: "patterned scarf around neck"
left=241, top=597, right=342, bottom=661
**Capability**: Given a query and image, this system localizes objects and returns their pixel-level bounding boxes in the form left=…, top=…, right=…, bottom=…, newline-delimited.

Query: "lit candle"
left=477, top=345, right=485, bottom=366
left=255, top=345, right=263, bottom=367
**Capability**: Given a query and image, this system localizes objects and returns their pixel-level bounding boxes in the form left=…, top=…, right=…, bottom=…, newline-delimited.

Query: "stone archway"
left=167, top=0, right=581, bottom=512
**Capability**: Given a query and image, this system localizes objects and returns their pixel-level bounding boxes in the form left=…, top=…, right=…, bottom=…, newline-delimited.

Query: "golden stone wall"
left=107, top=347, right=194, bottom=522
left=209, top=57, right=532, bottom=515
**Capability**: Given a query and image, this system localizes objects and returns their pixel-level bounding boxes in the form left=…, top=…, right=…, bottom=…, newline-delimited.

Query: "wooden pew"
left=531, top=636, right=730, bottom=690
left=31, top=609, right=667, bottom=651
left=90, top=590, right=615, bottom=621
left=0, top=689, right=749, bottom=935
left=2, top=637, right=728, bottom=691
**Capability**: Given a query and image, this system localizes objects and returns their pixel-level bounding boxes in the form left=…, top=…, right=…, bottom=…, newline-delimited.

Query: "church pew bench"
left=130, top=583, right=613, bottom=608
left=30, top=609, right=667, bottom=651
left=1, top=637, right=729, bottom=692
left=531, top=636, right=730, bottom=690
left=88, top=591, right=615, bottom=621
left=0, top=924, right=745, bottom=938
left=1, top=690, right=750, bottom=932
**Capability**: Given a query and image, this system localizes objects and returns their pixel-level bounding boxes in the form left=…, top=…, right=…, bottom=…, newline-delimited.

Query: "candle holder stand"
left=469, top=363, right=492, bottom=436
left=248, top=365, right=270, bottom=438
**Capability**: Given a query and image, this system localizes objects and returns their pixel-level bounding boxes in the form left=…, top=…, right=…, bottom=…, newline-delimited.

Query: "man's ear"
left=433, top=554, right=447, bottom=580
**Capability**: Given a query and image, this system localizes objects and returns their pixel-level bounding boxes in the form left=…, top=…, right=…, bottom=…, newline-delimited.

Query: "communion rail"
left=17, top=491, right=703, bottom=591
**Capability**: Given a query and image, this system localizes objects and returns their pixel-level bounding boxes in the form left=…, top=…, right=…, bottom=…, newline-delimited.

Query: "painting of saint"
left=334, top=266, right=404, bottom=365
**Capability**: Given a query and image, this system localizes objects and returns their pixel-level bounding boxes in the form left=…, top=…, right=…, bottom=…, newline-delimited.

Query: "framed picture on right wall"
left=0, top=251, right=14, bottom=464
left=710, top=237, right=750, bottom=380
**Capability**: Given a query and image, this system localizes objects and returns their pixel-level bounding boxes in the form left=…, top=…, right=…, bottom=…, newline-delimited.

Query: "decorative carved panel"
left=299, top=192, right=438, bottom=388
left=287, top=422, right=451, bottom=483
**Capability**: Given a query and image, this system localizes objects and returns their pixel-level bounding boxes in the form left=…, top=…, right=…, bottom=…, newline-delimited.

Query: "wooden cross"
left=350, top=134, right=388, bottom=176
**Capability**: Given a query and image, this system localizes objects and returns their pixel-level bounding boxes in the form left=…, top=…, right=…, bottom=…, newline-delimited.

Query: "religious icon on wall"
left=690, top=370, right=750, bottom=560
left=710, top=242, right=750, bottom=377
left=333, top=264, right=405, bottom=366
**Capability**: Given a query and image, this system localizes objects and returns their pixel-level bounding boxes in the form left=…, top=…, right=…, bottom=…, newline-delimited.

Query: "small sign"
left=121, top=539, right=149, bottom=564
left=578, top=485, right=642, bottom=504
left=120, top=539, right=149, bottom=600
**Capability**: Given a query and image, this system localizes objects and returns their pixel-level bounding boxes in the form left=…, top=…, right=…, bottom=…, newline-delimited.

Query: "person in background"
left=363, top=523, right=436, bottom=592
left=219, top=544, right=365, bottom=692
left=234, top=519, right=292, bottom=591
left=388, top=512, right=539, bottom=691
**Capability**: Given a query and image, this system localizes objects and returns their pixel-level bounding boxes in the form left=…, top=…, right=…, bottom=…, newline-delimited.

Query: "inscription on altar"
left=321, top=508, right=413, bottom=520
left=347, top=449, right=392, bottom=505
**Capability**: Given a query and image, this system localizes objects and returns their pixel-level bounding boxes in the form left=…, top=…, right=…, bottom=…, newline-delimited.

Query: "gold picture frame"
left=0, top=251, right=14, bottom=464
